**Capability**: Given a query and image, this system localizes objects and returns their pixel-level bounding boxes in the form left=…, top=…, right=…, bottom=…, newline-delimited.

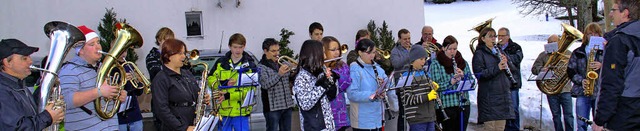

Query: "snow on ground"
left=424, top=0, right=586, bottom=130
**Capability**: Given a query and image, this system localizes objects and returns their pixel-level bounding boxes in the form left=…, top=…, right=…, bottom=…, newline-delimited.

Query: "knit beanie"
left=409, top=44, right=428, bottom=62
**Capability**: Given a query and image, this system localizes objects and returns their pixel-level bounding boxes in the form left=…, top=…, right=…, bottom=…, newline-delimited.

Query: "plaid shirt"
left=258, top=62, right=295, bottom=111
left=429, top=59, right=473, bottom=108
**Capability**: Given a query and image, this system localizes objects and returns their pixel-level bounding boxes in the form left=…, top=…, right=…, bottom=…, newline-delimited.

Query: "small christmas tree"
left=97, top=8, right=138, bottom=62
left=279, top=28, right=296, bottom=58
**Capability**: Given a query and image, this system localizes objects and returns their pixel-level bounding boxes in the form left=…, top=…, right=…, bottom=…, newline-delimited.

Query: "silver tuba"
left=39, top=21, right=86, bottom=131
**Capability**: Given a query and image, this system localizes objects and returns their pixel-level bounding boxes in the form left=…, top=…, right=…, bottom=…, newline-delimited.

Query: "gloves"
left=427, top=81, right=439, bottom=101
left=316, top=73, right=338, bottom=101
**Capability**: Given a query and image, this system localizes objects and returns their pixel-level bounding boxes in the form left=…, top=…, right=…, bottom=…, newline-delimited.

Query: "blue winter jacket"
left=347, top=58, right=387, bottom=129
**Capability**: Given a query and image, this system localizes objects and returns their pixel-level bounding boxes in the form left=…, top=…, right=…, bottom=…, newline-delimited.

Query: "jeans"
left=505, top=89, right=520, bottom=131
left=547, top=92, right=574, bottom=131
left=219, top=116, right=250, bottom=131
left=118, top=120, right=143, bottom=131
left=263, top=108, right=292, bottom=131
left=409, top=122, right=435, bottom=131
left=576, top=96, right=595, bottom=131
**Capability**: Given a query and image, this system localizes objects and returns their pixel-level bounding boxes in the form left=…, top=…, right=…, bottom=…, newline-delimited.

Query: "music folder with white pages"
left=118, top=96, right=132, bottom=113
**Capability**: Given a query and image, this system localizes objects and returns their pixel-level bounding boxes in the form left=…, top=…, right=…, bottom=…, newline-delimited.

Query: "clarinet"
left=493, top=42, right=518, bottom=86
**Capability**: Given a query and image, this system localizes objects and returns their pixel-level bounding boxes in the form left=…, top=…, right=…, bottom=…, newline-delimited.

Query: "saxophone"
left=584, top=46, right=600, bottom=96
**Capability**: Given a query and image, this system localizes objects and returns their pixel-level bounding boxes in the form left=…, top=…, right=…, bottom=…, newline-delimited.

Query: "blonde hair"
left=583, top=23, right=603, bottom=46
left=155, top=27, right=174, bottom=46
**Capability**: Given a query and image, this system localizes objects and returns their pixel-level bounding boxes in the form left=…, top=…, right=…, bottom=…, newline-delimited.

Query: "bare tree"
left=577, top=0, right=594, bottom=31
left=512, top=0, right=578, bottom=27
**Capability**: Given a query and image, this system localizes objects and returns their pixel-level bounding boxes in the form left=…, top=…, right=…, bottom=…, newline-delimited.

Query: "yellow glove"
left=428, top=82, right=439, bottom=101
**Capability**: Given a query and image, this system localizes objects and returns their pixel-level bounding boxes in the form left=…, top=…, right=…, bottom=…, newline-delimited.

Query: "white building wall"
left=1, top=0, right=425, bottom=77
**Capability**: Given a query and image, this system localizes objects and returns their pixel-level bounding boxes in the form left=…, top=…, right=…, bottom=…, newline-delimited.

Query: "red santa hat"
left=75, top=25, right=99, bottom=55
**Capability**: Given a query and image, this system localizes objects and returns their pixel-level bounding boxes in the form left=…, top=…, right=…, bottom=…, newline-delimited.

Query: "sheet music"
left=544, top=42, right=559, bottom=53
left=395, top=75, right=414, bottom=88
left=118, top=96, right=132, bottom=113
left=535, top=71, right=556, bottom=80
left=240, top=72, right=259, bottom=86
left=241, top=89, right=255, bottom=107
left=456, top=80, right=474, bottom=91
left=587, top=36, right=605, bottom=56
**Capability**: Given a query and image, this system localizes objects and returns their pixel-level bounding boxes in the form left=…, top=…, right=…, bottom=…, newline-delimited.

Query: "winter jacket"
left=567, top=46, right=603, bottom=98
left=152, top=65, right=200, bottom=131
left=391, top=43, right=411, bottom=71
left=293, top=68, right=337, bottom=131
left=59, top=56, right=119, bottom=130
left=531, top=51, right=572, bottom=93
left=595, top=20, right=640, bottom=130
left=206, top=51, right=257, bottom=117
left=430, top=51, right=474, bottom=108
left=116, top=64, right=144, bottom=124
left=348, top=58, right=387, bottom=129
left=0, top=72, right=53, bottom=130
left=146, top=47, right=162, bottom=80
left=398, top=67, right=437, bottom=124
left=258, top=55, right=295, bottom=112
left=500, top=40, right=524, bottom=89
left=330, top=61, right=351, bottom=129
left=471, top=44, right=516, bottom=123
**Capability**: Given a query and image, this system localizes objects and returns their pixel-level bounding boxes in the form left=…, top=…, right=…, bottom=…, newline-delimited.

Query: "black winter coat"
left=595, top=20, right=640, bottom=130
left=151, top=65, right=200, bottom=131
left=501, top=39, right=524, bottom=89
left=471, top=44, right=516, bottom=123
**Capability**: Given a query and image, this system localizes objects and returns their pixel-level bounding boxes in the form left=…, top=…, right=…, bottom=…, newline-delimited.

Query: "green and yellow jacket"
left=206, top=51, right=257, bottom=117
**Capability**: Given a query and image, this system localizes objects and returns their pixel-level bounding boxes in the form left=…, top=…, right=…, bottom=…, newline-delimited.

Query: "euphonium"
left=95, top=23, right=143, bottom=119
left=121, top=58, right=152, bottom=94
left=537, top=23, right=583, bottom=95
left=584, top=45, right=600, bottom=96
left=469, top=17, right=495, bottom=53
left=278, top=56, right=298, bottom=70
left=39, top=21, right=85, bottom=131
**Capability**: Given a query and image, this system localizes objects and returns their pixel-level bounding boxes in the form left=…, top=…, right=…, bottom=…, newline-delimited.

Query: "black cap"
left=0, top=39, right=39, bottom=60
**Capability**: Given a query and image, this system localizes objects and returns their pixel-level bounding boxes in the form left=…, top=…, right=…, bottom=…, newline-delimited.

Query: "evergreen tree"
left=279, top=28, right=296, bottom=58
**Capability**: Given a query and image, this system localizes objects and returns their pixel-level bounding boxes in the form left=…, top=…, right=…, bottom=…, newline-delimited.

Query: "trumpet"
left=278, top=56, right=298, bottom=70
left=376, top=48, right=391, bottom=59
left=340, top=44, right=349, bottom=54
left=120, top=57, right=152, bottom=94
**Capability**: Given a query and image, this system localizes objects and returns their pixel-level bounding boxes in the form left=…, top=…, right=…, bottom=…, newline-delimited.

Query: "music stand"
left=527, top=65, right=563, bottom=130
left=213, top=67, right=261, bottom=131
left=442, top=73, right=476, bottom=131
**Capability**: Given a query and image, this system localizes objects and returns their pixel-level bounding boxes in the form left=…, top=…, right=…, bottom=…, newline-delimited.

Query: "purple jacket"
left=331, top=62, right=351, bottom=129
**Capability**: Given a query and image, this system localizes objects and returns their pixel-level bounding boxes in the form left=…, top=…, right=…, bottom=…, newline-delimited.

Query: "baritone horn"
left=469, top=17, right=495, bottom=53
left=95, top=23, right=143, bottom=119
left=278, top=56, right=298, bottom=70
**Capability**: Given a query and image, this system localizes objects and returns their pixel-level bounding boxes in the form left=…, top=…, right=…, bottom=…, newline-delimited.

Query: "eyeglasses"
left=611, top=8, right=620, bottom=12
left=268, top=49, right=280, bottom=53
left=485, top=35, right=497, bottom=38
left=498, top=35, right=508, bottom=37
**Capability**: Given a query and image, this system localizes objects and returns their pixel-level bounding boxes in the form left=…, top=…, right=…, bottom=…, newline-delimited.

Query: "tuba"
left=536, top=23, right=583, bottom=95
left=39, top=21, right=85, bottom=131
left=584, top=45, right=600, bottom=96
left=95, top=23, right=143, bottom=119
left=469, top=17, right=495, bottom=53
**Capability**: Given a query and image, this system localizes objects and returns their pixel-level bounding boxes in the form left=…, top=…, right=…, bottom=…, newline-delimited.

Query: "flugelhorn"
left=121, top=57, right=152, bottom=94
left=95, top=23, right=143, bottom=119
left=278, top=56, right=298, bottom=70
left=40, top=21, right=84, bottom=131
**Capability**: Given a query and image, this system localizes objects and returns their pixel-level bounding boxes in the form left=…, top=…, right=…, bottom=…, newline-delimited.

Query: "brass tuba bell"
left=95, top=23, right=143, bottom=119
left=536, top=23, right=583, bottom=95
left=469, top=17, right=495, bottom=53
